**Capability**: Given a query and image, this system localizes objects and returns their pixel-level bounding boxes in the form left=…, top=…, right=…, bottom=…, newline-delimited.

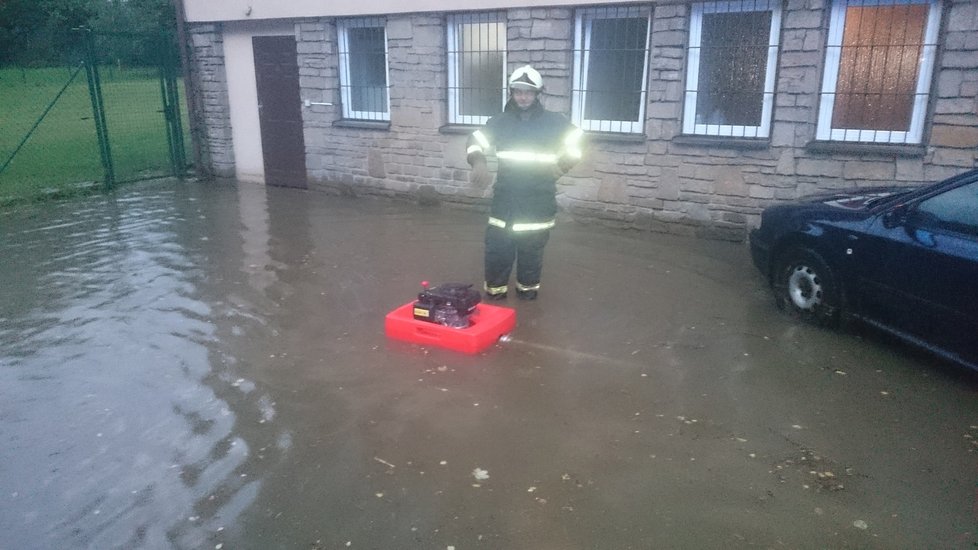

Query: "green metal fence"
left=0, top=28, right=190, bottom=205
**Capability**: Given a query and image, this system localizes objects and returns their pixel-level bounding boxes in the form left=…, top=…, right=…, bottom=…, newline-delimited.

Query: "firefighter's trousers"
left=484, top=225, right=550, bottom=294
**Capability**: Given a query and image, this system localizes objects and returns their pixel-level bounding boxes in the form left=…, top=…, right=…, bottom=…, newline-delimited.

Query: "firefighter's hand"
left=552, top=157, right=572, bottom=179
left=470, top=159, right=492, bottom=188
left=557, top=155, right=577, bottom=176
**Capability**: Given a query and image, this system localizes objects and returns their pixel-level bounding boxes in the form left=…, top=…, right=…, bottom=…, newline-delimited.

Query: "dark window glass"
left=916, top=182, right=978, bottom=236
left=584, top=16, right=647, bottom=121
left=348, top=27, right=387, bottom=114
left=695, top=11, right=771, bottom=126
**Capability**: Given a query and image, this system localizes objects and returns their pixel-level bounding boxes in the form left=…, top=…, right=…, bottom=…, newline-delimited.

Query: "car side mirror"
left=882, top=203, right=910, bottom=229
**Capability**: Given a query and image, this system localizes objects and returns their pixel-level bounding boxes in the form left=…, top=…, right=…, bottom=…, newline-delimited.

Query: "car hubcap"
left=788, top=265, right=822, bottom=310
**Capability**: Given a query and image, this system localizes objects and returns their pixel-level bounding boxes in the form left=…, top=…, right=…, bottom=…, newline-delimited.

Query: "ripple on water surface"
left=0, top=186, right=265, bottom=548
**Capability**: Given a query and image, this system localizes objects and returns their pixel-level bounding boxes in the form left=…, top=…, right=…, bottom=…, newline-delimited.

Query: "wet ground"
left=1, top=179, right=976, bottom=550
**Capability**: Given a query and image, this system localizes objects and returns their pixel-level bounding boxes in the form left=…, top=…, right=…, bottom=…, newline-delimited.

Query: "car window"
left=913, top=180, right=978, bottom=237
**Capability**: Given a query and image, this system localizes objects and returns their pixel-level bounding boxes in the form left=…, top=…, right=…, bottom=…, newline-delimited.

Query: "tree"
left=0, top=0, right=48, bottom=65
left=0, top=0, right=176, bottom=67
left=91, top=0, right=179, bottom=67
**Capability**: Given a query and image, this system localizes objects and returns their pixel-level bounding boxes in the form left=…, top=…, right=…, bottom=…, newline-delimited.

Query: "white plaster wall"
left=183, top=0, right=645, bottom=22
left=223, top=21, right=297, bottom=183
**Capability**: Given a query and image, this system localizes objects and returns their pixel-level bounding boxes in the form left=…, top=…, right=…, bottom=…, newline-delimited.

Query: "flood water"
left=1, top=179, right=975, bottom=549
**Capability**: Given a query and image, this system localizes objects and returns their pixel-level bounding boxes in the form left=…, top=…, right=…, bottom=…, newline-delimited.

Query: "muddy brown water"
left=1, top=179, right=975, bottom=549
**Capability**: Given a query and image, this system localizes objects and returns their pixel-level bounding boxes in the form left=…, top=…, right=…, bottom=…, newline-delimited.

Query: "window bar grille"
left=684, top=0, right=779, bottom=139
left=818, top=0, right=940, bottom=144
left=338, top=17, right=390, bottom=121
left=447, top=12, right=505, bottom=125
left=573, top=6, right=651, bottom=134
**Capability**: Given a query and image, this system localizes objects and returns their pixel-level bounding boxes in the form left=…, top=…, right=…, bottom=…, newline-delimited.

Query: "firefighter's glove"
left=551, top=159, right=571, bottom=179
left=557, top=155, right=577, bottom=175
left=470, top=158, right=493, bottom=188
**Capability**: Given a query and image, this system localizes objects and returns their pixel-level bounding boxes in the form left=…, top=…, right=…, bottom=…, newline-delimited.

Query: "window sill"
left=333, top=119, right=390, bottom=131
left=439, top=124, right=480, bottom=135
left=805, top=140, right=926, bottom=157
left=584, top=131, right=647, bottom=143
left=672, top=135, right=770, bottom=150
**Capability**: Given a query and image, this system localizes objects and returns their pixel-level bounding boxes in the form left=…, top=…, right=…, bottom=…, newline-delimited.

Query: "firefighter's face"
left=511, top=88, right=538, bottom=110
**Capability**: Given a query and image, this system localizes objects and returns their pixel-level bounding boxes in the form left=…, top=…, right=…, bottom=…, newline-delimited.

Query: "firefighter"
left=466, top=65, right=584, bottom=300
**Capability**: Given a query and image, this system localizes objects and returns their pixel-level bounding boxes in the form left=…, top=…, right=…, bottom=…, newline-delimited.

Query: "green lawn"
left=0, top=66, right=191, bottom=205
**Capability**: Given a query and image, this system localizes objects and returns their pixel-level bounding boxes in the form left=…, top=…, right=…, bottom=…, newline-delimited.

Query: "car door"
left=855, top=179, right=978, bottom=367
left=903, top=180, right=978, bottom=366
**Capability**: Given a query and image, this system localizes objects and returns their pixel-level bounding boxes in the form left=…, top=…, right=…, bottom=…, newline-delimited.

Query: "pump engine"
left=412, top=281, right=481, bottom=328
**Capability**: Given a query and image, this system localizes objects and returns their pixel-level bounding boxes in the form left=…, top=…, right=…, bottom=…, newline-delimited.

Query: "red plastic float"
left=384, top=301, right=516, bottom=354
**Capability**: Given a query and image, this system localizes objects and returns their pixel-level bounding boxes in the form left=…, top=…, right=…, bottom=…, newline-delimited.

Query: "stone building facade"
left=182, top=0, right=978, bottom=241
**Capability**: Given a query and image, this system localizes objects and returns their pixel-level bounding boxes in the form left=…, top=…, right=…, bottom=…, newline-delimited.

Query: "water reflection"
left=0, top=182, right=273, bottom=548
left=3, top=180, right=975, bottom=548
left=237, top=181, right=278, bottom=294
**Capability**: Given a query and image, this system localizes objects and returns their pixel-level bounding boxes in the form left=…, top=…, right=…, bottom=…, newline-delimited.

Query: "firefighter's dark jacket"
left=467, top=99, right=583, bottom=229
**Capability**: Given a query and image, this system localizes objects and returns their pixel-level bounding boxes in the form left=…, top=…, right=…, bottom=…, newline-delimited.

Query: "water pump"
left=412, top=281, right=481, bottom=328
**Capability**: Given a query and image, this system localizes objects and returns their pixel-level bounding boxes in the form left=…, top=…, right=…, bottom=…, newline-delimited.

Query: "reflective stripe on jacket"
left=467, top=100, right=582, bottom=229
left=488, top=216, right=556, bottom=232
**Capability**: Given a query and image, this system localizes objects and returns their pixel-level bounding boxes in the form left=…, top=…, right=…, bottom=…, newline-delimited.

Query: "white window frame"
left=337, top=17, right=391, bottom=121
left=572, top=6, right=652, bottom=134
left=816, top=0, right=942, bottom=144
left=446, top=12, right=507, bottom=125
left=683, top=0, right=782, bottom=138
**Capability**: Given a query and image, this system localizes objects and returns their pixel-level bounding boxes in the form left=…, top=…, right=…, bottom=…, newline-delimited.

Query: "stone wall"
left=931, top=0, right=978, bottom=174
left=186, top=0, right=978, bottom=241
left=295, top=16, right=485, bottom=205
left=185, top=24, right=235, bottom=178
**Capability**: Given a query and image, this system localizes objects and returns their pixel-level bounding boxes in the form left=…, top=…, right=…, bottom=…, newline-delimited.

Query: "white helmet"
left=508, top=65, right=543, bottom=91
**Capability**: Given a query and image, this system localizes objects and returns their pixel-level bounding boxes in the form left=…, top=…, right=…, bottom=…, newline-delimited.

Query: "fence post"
left=158, top=31, right=187, bottom=179
left=173, top=0, right=206, bottom=179
left=80, top=28, right=114, bottom=188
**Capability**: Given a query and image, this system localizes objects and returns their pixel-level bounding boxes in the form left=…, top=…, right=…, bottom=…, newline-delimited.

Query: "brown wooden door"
left=253, top=35, right=307, bottom=188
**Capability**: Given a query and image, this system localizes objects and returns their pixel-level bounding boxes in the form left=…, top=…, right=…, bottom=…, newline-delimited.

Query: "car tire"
left=773, top=246, right=840, bottom=326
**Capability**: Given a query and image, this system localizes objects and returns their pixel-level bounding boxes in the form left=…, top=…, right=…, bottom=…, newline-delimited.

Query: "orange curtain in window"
left=832, top=4, right=927, bottom=131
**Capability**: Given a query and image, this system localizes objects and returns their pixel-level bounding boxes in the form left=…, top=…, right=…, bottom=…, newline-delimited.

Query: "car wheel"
left=773, top=247, right=840, bottom=326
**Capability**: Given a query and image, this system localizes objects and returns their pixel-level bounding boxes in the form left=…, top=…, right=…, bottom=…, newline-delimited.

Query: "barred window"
left=816, top=0, right=942, bottom=144
left=572, top=6, right=652, bottom=134
left=683, top=0, right=781, bottom=138
left=337, top=18, right=390, bottom=121
left=447, top=12, right=507, bottom=125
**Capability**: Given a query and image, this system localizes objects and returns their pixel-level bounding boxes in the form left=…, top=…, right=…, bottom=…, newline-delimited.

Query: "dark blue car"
left=750, top=168, right=978, bottom=371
